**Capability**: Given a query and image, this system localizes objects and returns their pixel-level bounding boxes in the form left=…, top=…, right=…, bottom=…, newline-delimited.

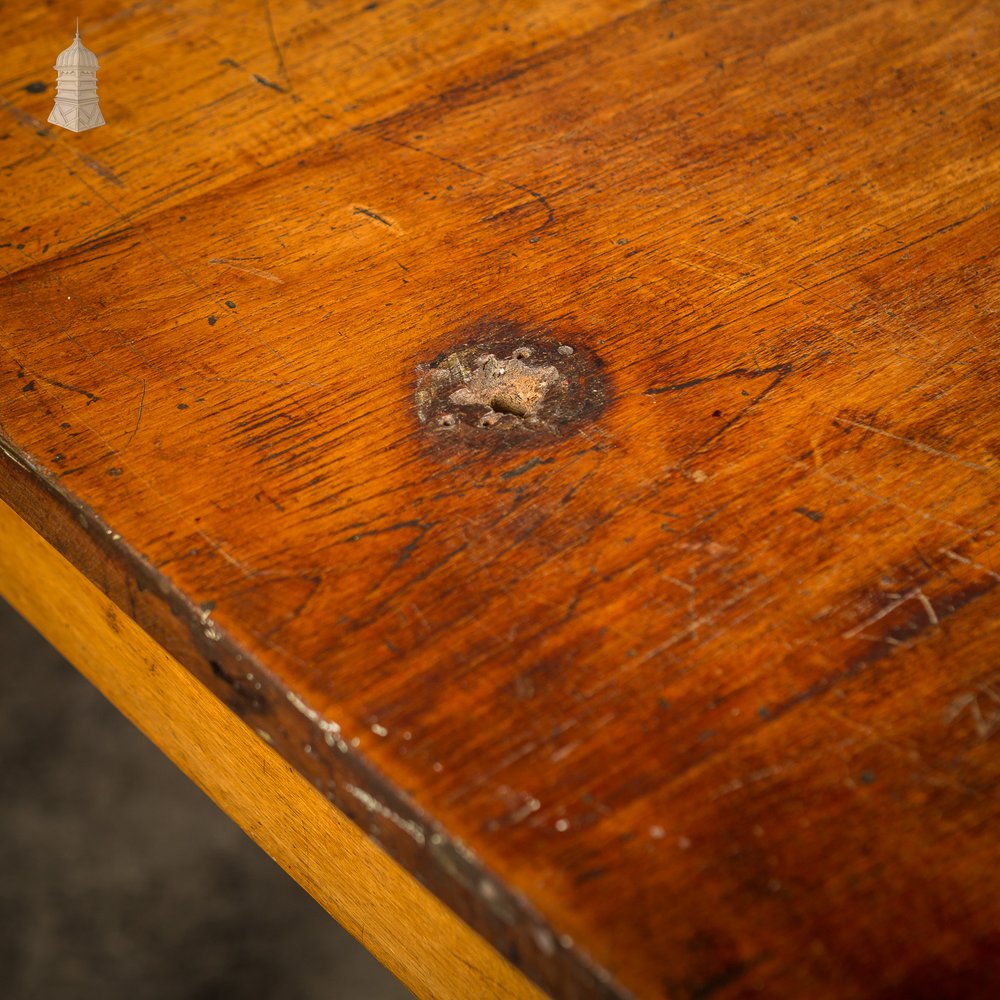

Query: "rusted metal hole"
left=414, top=322, right=607, bottom=446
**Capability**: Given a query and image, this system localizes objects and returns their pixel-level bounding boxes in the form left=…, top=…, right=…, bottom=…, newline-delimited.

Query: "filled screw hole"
left=416, top=329, right=605, bottom=440
left=446, top=350, right=558, bottom=427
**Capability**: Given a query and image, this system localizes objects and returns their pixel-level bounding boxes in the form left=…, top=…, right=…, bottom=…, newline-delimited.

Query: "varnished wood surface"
left=0, top=498, right=546, bottom=1000
left=2, top=2, right=999, bottom=998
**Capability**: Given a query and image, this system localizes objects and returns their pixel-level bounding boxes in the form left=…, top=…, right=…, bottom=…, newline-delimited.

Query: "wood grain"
left=2, top=1, right=999, bottom=998
left=0, top=497, right=546, bottom=1000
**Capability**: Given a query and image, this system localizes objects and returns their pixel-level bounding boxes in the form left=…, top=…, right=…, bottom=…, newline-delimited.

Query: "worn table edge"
left=0, top=436, right=628, bottom=1000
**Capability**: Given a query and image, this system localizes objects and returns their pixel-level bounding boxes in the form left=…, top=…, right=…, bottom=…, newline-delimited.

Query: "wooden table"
left=2, top=2, right=998, bottom=998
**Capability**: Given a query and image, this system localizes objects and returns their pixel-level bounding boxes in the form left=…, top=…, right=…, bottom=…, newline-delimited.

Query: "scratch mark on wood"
left=197, top=531, right=258, bottom=579
left=74, top=152, right=124, bottom=187
left=501, top=457, right=553, bottom=480
left=939, top=549, right=1000, bottom=582
left=843, top=587, right=937, bottom=639
left=794, top=507, right=823, bottom=522
left=258, top=0, right=293, bottom=92
left=36, top=375, right=100, bottom=404
left=209, top=257, right=284, bottom=283
left=914, top=590, right=939, bottom=628
left=944, top=680, right=1000, bottom=741
left=710, top=764, right=789, bottom=800
left=0, top=98, right=122, bottom=186
left=766, top=572, right=995, bottom=733
left=836, top=417, right=990, bottom=472
left=645, top=363, right=793, bottom=464
left=0, top=98, right=49, bottom=135
left=4, top=135, right=290, bottom=367
left=353, top=206, right=396, bottom=229
left=253, top=73, right=287, bottom=94
left=120, top=380, right=147, bottom=451
left=814, top=467, right=976, bottom=537
left=363, top=132, right=555, bottom=230
left=644, top=363, right=791, bottom=395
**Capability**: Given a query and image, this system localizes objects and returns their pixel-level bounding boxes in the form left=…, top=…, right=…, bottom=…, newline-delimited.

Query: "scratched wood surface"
left=2, top=2, right=999, bottom=998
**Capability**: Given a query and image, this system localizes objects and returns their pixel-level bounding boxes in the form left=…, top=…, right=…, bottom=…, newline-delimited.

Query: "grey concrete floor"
left=0, top=598, right=414, bottom=1000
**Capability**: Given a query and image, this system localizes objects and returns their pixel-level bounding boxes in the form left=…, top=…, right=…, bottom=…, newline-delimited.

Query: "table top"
left=2, top=2, right=999, bottom=998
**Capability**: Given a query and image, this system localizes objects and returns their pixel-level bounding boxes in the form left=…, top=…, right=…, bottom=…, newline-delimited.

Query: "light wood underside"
left=0, top=497, right=547, bottom=1000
